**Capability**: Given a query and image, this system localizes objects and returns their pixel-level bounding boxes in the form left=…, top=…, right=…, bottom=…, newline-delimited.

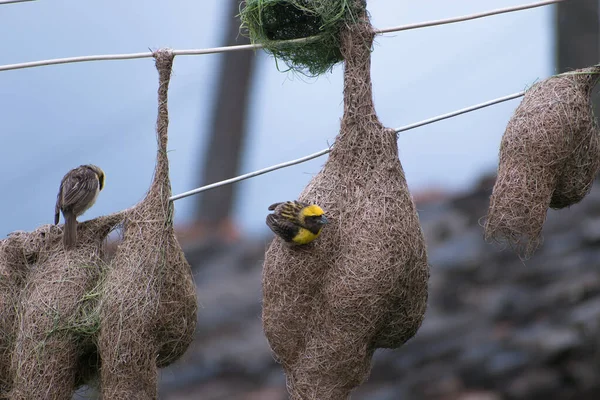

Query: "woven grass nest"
left=0, top=50, right=197, bottom=400
left=485, top=66, right=600, bottom=257
left=262, top=5, right=429, bottom=399
left=240, top=0, right=367, bottom=76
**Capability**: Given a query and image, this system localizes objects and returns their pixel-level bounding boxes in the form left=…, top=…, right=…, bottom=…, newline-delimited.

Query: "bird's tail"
left=63, top=211, right=77, bottom=249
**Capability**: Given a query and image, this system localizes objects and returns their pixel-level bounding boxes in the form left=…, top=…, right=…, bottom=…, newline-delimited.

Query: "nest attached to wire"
left=97, top=50, right=197, bottom=399
left=1, top=50, right=197, bottom=400
left=4, top=214, right=123, bottom=400
left=262, top=6, right=429, bottom=399
left=240, top=0, right=367, bottom=76
left=485, top=66, right=600, bottom=257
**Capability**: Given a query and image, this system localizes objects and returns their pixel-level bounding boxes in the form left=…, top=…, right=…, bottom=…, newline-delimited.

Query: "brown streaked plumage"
left=54, top=164, right=105, bottom=249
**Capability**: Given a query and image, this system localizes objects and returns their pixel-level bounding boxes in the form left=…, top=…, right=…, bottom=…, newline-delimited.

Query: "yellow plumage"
left=292, top=227, right=321, bottom=245
left=266, top=201, right=328, bottom=245
left=301, top=204, right=325, bottom=217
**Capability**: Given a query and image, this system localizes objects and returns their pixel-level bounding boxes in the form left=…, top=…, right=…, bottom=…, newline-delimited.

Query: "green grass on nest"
left=45, top=266, right=106, bottom=341
left=240, top=0, right=366, bottom=76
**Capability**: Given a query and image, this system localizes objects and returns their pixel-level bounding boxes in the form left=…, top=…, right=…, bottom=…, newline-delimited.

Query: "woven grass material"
left=0, top=232, right=31, bottom=397
left=98, top=49, right=197, bottom=400
left=240, top=0, right=366, bottom=76
left=485, top=66, right=600, bottom=257
left=1, top=50, right=196, bottom=400
left=262, top=7, right=429, bottom=400
left=3, top=214, right=123, bottom=399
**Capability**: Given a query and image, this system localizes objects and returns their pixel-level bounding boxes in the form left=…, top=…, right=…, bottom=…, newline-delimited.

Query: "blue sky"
left=0, top=0, right=553, bottom=235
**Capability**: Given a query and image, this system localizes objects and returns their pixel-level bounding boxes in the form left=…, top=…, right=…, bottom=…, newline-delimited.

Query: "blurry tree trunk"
left=196, top=0, right=256, bottom=233
left=556, top=0, right=600, bottom=114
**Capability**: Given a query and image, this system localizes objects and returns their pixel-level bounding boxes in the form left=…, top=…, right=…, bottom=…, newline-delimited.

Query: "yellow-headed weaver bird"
left=54, top=164, right=105, bottom=249
left=266, top=201, right=329, bottom=245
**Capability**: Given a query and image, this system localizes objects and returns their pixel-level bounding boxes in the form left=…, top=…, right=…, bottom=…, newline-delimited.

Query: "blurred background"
left=2, top=0, right=600, bottom=399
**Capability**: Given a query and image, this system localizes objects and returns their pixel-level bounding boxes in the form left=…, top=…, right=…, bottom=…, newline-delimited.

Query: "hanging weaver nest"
left=485, top=66, right=600, bottom=257
left=98, top=49, right=197, bottom=399
left=1, top=49, right=197, bottom=399
left=240, top=0, right=367, bottom=76
left=262, top=5, right=429, bottom=399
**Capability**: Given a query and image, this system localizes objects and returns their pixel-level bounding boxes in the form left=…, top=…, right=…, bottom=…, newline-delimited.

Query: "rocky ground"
left=82, top=176, right=600, bottom=399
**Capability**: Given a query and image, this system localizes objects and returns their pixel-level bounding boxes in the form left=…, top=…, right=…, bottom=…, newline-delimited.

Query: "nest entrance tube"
left=98, top=50, right=197, bottom=399
left=261, top=5, right=429, bottom=399
left=485, top=66, right=600, bottom=257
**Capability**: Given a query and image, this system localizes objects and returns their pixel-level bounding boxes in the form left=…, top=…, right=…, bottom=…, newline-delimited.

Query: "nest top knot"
left=557, top=64, right=600, bottom=89
left=240, top=0, right=368, bottom=76
left=153, top=48, right=174, bottom=70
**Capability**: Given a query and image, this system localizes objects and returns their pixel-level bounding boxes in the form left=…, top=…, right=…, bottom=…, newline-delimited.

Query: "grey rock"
left=485, top=350, right=529, bottom=375
left=457, top=391, right=502, bottom=400
left=581, top=217, right=600, bottom=243
left=507, top=368, right=561, bottom=399
left=482, top=284, right=536, bottom=321
left=421, top=208, right=469, bottom=246
left=510, top=323, right=582, bottom=360
left=569, top=297, right=600, bottom=334
left=428, top=228, right=486, bottom=272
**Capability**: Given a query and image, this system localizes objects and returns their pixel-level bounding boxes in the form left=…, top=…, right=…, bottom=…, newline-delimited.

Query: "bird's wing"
left=266, top=214, right=298, bottom=242
left=60, top=168, right=99, bottom=210
left=268, top=202, right=282, bottom=211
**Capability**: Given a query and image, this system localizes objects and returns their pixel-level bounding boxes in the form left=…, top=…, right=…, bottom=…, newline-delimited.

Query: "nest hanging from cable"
left=1, top=50, right=197, bottom=400
left=485, top=66, right=600, bottom=257
left=98, top=49, right=197, bottom=399
left=261, top=4, right=429, bottom=399
left=240, top=0, right=367, bottom=76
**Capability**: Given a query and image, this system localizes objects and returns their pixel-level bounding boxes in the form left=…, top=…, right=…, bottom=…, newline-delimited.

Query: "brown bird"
left=54, top=164, right=105, bottom=249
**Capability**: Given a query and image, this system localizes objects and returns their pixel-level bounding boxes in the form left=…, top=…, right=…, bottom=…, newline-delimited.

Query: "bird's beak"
left=320, top=215, right=329, bottom=224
